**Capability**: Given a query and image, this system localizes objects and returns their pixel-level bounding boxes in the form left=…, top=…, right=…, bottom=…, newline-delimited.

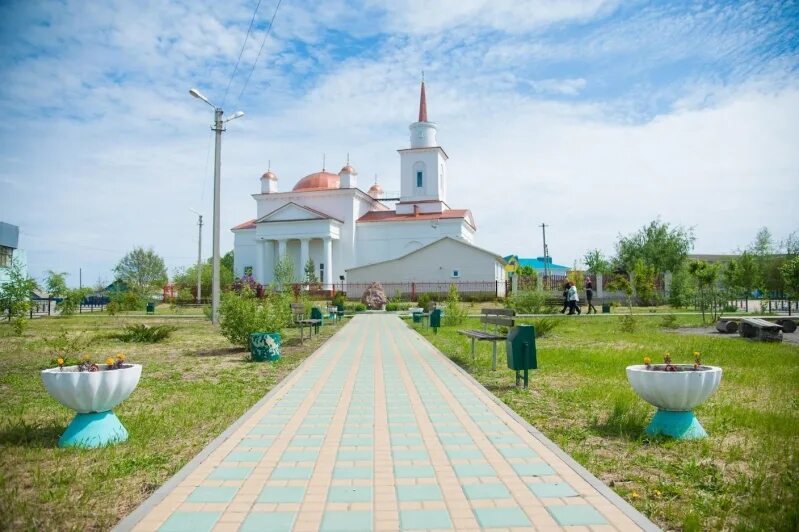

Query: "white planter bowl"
left=41, top=364, right=142, bottom=413
left=626, top=364, right=722, bottom=411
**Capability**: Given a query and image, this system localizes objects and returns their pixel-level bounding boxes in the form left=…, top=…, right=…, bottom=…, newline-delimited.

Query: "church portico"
left=249, top=234, right=339, bottom=287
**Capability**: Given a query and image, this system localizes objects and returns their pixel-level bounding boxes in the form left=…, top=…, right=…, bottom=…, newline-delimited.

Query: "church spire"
left=418, top=80, right=428, bottom=123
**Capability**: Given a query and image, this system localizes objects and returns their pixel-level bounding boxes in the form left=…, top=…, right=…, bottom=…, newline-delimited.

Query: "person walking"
left=560, top=281, right=570, bottom=314
left=567, top=282, right=581, bottom=315
left=585, top=277, right=597, bottom=314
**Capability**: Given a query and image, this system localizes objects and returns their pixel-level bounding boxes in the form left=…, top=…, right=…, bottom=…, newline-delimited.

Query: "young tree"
left=616, top=219, right=695, bottom=278
left=667, top=263, right=694, bottom=308
left=688, top=260, right=720, bottom=324
left=45, top=270, right=69, bottom=299
left=780, top=256, right=799, bottom=300
left=0, top=258, right=38, bottom=335
left=633, top=259, right=657, bottom=306
left=114, top=247, right=167, bottom=293
left=273, top=256, right=295, bottom=290
left=516, top=265, right=537, bottom=289
left=583, top=249, right=611, bottom=275
left=304, top=258, right=318, bottom=284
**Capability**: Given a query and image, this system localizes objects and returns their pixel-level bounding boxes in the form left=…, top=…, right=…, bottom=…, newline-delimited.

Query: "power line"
left=221, top=0, right=264, bottom=107
left=236, top=0, right=283, bottom=106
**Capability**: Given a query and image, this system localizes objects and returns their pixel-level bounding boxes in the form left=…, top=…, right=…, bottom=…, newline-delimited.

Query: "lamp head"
left=225, top=111, right=245, bottom=122
left=189, top=88, right=213, bottom=107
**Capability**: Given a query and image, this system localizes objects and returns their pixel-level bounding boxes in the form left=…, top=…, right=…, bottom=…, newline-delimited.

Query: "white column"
left=277, top=239, right=287, bottom=260
left=300, top=238, right=310, bottom=283
left=253, top=239, right=264, bottom=283
left=323, top=237, right=333, bottom=290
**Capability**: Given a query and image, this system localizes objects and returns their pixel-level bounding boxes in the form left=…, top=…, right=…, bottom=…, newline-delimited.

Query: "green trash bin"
left=310, top=307, right=323, bottom=333
left=602, top=303, right=611, bottom=314
left=250, top=332, right=281, bottom=362
left=146, top=302, right=155, bottom=314
left=506, top=325, right=537, bottom=388
left=412, top=312, right=423, bottom=324
left=429, top=308, right=442, bottom=332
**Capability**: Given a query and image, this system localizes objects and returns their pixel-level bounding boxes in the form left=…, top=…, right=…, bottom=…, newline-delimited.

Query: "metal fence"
left=341, top=281, right=505, bottom=300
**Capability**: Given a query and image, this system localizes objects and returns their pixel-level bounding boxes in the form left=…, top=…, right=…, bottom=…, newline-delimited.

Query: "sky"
left=0, top=0, right=797, bottom=286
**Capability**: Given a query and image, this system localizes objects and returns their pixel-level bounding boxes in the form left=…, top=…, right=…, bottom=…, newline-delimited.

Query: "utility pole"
left=79, top=268, right=82, bottom=289
left=540, top=223, right=549, bottom=290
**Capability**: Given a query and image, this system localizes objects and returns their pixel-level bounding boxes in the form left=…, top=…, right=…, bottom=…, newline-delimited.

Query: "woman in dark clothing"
left=585, top=278, right=597, bottom=314
left=560, top=282, right=570, bottom=314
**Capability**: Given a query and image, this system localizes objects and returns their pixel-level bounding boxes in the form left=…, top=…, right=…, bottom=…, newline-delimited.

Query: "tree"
left=633, top=259, right=657, bottom=306
left=59, top=288, right=91, bottom=316
left=781, top=256, right=799, bottom=300
left=668, top=263, right=694, bottom=308
left=173, top=263, right=234, bottom=298
left=0, top=258, right=38, bottom=335
left=220, top=250, right=234, bottom=273
left=273, top=256, right=295, bottom=290
left=688, top=260, right=720, bottom=324
left=516, top=265, right=537, bottom=289
left=583, top=249, right=611, bottom=275
left=114, top=247, right=167, bottom=293
left=304, top=258, right=318, bottom=284
left=45, top=270, right=68, bottom=299
left=443, top=283, right=467, bottom=326
left=616, top=219, right=695, bottom=277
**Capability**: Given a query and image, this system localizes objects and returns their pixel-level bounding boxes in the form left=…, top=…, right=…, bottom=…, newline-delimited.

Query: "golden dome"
left=368, top=183, right=383, bottom=198
left=292, top=171, right=340, bottom=191
left=340, top=165, right=357, bottom=174
left=261, top=170, right=277, bottom=181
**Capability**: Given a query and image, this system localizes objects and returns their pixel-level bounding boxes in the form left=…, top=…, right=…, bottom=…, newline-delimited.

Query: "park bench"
left=458, top=308, right=515, bottom=371
left=291, top=303, right=321, bottom=344
left=716, top=316, right=797, bottom=335
left=739, top=317, right=783, bottom=342
left=326, top=305, right=342, bottom=322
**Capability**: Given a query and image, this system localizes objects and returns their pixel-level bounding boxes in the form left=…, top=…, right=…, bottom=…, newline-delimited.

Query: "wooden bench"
left=458, top=308, right=515, bottom=370
left=716, top=316, right=797, bottom=334
left=739, top=317, right=783, bottom=342
left=291, top=303, right=322, bottom=344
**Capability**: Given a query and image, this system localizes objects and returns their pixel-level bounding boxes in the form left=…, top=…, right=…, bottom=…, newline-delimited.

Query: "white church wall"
left=233, top=230, right=256, bottom=278
left=346, top=237, right=504, bottom=286
left=355, top=217, right=469, bottom=266
left=399, top=148, right=447, bottom=208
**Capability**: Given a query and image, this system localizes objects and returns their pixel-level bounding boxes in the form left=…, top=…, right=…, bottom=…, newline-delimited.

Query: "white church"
left=232, top=82, right=506, bottom=293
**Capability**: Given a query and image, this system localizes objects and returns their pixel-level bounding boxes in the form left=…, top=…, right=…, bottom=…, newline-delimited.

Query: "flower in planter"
left=643, top=356, right=651, bottom=368
left=57, top=357, right=64, bottom=370
left=693, top=351, right=701, bottom=370
left=663, top=353, right=677, bottom=372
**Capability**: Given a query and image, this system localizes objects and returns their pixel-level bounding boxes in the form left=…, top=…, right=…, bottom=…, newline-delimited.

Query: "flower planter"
left=41, top=364, right=142, bottom=448
left=250, top=332, right=281, bottom=362
left=626, top=364, right=722, bottom=439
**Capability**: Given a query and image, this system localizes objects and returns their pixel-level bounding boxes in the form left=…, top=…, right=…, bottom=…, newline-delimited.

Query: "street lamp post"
left=189, top=88, right=243, bottom=324
left=190, top=209, right=203, bottom=304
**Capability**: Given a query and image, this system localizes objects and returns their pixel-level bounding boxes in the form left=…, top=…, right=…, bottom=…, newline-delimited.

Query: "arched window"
left=416, top=171, right=423, bottom=187
left=413, top=161, right=426, bottom=189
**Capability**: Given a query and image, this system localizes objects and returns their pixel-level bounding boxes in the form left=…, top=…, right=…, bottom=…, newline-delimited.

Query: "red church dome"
left=292, top=171, right=340, bottom=191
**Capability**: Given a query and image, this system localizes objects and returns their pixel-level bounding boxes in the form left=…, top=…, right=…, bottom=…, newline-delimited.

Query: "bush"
left=114, top=324, right=177, bottom=343
left=530, top=317, right=559, bottom=337
left=345, top=302, right=367, bottom=312
left=659, top=314, right=678, bottom=329
left=443, top=284, right=467, bottom=326
left=58, top=288, right=91, bottom=316
left=416, top=292, right=434, bottom=310
left=110, top=290, right=146, bottom=312
left=219, top=288, right=292, bottom=347
left=618, top=314, right=638, bottom=333
left=331, top=292, right=346, bottom=309
left=506, top=290, right=546, bottom=314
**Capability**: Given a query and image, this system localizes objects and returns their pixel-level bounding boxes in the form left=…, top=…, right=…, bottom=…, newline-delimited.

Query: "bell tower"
left=397, top=80, right=449, bottom=215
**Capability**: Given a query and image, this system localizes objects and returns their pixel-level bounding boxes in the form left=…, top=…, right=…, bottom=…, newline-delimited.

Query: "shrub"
left=443, top=284, right=467, bottom=326
left=110, top=290, right=146, bottom=311
left=506, top=290, right=546, bottom=314
left=618, top=314, right=638, bottom=333
left=114, top=324, right=177, bottom=343
left=58, top=288, right=91, bottom=316
left=659, top=314, right=679, bottom=329
left=345, top=302, right=367, bottom=312
left=416, top=292, right=434, bottom=310
left=530, top=317, right=559, bottom=337
left=331, top=292, right=346, bottom=309
left=218, top=288, right=292, bottom=347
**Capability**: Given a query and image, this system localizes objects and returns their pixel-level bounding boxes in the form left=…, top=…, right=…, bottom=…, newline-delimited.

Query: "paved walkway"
left=119, top=314, right=657, bottom=532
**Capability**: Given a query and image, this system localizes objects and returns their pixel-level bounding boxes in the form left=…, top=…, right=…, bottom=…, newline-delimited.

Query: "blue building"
left=503, top=255, right=570, bottom=276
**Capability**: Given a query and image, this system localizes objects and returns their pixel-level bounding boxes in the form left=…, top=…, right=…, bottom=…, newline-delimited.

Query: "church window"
left=452, top=270, right=460, bottom=278
left=416, top=171, right=423, bottom=187
left=0, top=246, right=12, bottom=268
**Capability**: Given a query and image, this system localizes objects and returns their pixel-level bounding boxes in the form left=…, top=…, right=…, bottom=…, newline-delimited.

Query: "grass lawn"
left=413, top=312, right=799, bottom=531
left=0, top=313, right=343, bottom=531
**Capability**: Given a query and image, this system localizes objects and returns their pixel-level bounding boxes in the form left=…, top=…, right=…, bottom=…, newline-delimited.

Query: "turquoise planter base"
left=59, top=411, right=129, bottom=448
left=646, top=410, right=707, bottom=440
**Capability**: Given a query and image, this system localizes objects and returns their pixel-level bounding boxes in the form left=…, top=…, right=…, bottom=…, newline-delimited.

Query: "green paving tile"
left=187, top=486, right=238, bottom=503
left=438, top=434, right=473, bottom=445
left=400, top=509, right=452, bottom=530
left=341, top=436, right=374, bottom=445
left=271, top=466, right=312, bottom=480
left=488, top=434, right=523, bottom=444
left=224, top=451, right=264, bottom=462
left=453, top=463, right=495, bottom=477
left=547, top=504, right=607, bottom=525
left=473, top=507, right=531, bottom=528
left=240, top=511, right=296, bottom=532
left=462, top=483, right=511, bottom=500
left=396, top=484, right=443, bottom=502
left=328, top=485, right=373, bottom=502
left=528, top=482, right=578, bottom=498
left=499, top=447, right=537, bottom=459
left=394, top=465, right=434, bottom=478
left=207, top=466, right=252, bottom=480
left=513, top=462, right=556, bottom=476
left=337, top=449, right=372, bottom=460
left=392, top=449, right=429, bottom=461
left=390, top=435, right=423, bottom=446
left=258, top=486, right=306, bottom=503
left=249, top=425, right=282, bottom=435
left=320, top=510, right=373, bottom=531
left=343, top=426, right=373, bottom=434
left=297, top=426, right=328, bottom=435
left=333, top=466, right=372, bottom=479
left=158, top=511, right=220, bottom=532
left=445, top=448, right=482, bottom=459
left=281, top=449, right=319, bottom=461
